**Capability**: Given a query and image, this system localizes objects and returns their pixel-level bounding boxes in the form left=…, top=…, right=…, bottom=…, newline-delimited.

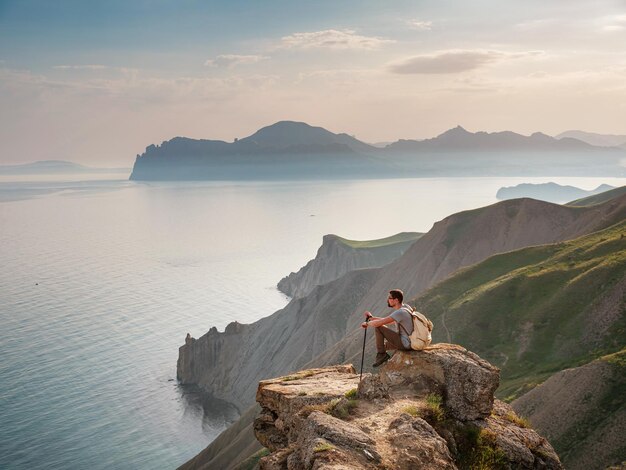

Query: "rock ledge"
left=253, top=345, right=562, bottom=469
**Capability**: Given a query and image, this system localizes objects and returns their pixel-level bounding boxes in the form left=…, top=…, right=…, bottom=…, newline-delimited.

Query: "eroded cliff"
left=277, top=232, right=422, bottom=299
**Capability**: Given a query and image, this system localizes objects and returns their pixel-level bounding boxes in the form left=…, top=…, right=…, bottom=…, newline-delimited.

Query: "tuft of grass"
left=402, top=405, right=420, bottom=417
left=299, top=397, right=358, bottom=420
left=282, top=370, right=317, bottom=382
left=425, top=393, right=445, bottom=422
left=299, top=403, right=332, bottom=418
left=329, top=398, right=359, bottom=419
left=601, top=348, right=626, bottom=368
left=344, top=388, right=358, bottom=399
left=505, top=411, right=530, bottom=428
left=458, top=427, right=507, bottom=469
left=313, top=442, right=335, bottom=453
left=473, top=429, right=507, bottom=469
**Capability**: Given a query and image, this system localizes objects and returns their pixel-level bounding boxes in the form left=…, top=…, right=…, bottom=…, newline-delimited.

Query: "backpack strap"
left=397, top=305, right=415, bottom=336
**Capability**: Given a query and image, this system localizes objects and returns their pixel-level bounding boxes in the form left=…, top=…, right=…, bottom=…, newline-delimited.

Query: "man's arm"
left=364, top=311, right=384, bottom=321
left=361, top=315, right=395, bottom=328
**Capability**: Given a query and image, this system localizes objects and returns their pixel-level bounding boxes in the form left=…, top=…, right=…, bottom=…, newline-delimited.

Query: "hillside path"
left=440, top=311, right=452, bottom=343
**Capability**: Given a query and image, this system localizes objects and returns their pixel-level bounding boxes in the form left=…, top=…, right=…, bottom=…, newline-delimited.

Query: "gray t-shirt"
left=390, top=304, right=413, bottom=349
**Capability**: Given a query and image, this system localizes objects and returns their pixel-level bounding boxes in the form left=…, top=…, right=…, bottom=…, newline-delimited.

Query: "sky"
left=1, top=0, right=625, bottom=166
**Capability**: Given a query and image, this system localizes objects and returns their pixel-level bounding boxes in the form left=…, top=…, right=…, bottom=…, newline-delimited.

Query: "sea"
left=0, top=173, right=624, bottom=469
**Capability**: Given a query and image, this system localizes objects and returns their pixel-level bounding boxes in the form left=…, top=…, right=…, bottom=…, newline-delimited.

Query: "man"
left=361, top=289, right=413, bottom=367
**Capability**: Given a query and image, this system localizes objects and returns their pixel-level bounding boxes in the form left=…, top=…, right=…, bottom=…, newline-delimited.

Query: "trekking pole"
left=359, top=316, right=371, bottom=381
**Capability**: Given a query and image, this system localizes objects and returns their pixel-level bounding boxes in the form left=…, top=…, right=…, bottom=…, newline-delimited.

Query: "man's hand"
left=364, top=311, right=373, bottom=319
left=361, top=322, right=369, bottom=329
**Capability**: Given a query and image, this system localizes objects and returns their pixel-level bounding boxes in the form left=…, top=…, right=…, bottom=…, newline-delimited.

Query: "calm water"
left=1, top=174, right=623, bottom=469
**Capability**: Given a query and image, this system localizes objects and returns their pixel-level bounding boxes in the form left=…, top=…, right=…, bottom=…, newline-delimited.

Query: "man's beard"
left=387, top=300, right=391, bottom=308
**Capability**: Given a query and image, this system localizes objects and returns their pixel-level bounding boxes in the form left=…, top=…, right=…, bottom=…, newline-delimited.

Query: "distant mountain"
left=556, top=130, right=626, bottom=148
left=130, top=121, right=626, bottom=180
left=239, top=121, right=376, bottom=153
left=129, top=121, right=383, bottom=181
left=567, top=185, right=626, bottom=207
left=0, top=160, right=130, bottom=175
left=496, top=182, right=615, bottom=203
left=386, top=126, right=595, bottom=152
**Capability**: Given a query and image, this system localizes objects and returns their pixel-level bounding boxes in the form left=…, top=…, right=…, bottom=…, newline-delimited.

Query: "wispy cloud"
left=407, top=19, right=432, bottom=31
left=53, top=64, right=109, bottom=70
left=204, top=54, right=269, bottom=68
left=388, top=50, right=543, bottom=74
left=601, top=14, right=626, bottom=31
left=280, top=29, right=395, bottom=50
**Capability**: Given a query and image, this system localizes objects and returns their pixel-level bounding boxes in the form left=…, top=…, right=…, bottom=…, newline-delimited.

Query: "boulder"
left=379, top=344, right=499, bottom=420
left=475, top=400, right=562, bottom=469
left=356, top=373, right=389, bottom=400
left=254, top=365, right=360, bottom=451
left=387, top=414, right=457, bottom=469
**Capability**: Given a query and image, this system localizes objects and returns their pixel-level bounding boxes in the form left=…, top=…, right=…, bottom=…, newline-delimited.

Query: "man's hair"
left=389, top=289, right=404, bottom=303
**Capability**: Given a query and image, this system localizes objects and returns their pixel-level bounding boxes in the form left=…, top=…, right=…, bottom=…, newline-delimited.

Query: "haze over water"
left=0, top=175, right=623, bottom=469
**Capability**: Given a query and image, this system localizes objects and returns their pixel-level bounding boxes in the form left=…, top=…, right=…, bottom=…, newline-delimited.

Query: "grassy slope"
left=567, top=185, right=626, bottom=207
left=512, top=347, right=626, bottom=469
left=412, top=220, right=626, bottom=401
left=335, top=231, right=422, bottom=249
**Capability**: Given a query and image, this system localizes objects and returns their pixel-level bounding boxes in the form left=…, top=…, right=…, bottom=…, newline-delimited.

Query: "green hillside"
left=412, top=220, right=626, bottom=401
left=335, top=231, right=422, bottom=249
left=567, top=185, right=626, bottom=207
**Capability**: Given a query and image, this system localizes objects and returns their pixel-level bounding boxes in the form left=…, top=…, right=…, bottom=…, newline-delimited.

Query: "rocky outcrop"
left=512, top=350, right=626, bottom=470
left=253, top=347, right=562, bottom=469
left=379, top=345, right=500, bottom=421
left=277, top=233, right=421, bottom=298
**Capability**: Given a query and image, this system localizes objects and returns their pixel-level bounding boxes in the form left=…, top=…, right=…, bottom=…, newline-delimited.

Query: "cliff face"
left=177, top=193, right=626, bottom=468
left=177, top=268, right=381, bottom=411
left=277, top=233, right=422, bottom=299
left=251, top=346, right=562, bottom=469
left=512, top=349, right=626, bottom=470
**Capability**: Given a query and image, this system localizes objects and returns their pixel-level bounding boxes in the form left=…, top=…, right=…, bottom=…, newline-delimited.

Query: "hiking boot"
left=372, top=352, right=390, bottom=367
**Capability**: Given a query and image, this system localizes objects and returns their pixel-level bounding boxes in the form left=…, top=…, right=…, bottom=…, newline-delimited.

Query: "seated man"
left=361, top=289, right=413, bottom=367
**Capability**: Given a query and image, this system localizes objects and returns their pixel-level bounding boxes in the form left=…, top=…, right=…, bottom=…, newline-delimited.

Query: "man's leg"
left=375, top=325, right=405, bottom=352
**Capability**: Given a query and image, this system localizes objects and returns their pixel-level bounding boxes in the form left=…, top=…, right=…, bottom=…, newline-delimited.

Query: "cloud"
left=280, top=29, right=395, bottom=50
left=601, top=14, right=626, bottom=31
left=204, top=54, right=269, bottom=68
left=53, top=64, right=109, bottom=70
left=388, top=49, right=543, bottom=74
left=407, top=19, right=432, bottom=31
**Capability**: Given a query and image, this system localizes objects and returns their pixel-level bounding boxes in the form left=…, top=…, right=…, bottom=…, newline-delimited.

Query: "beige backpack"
left=398, top=306, right=433, bottom=350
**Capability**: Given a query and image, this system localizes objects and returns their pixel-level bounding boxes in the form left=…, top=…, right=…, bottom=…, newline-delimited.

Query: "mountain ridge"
left=129, top=121, right=626, bottom=180
left=556, top=130, right=626, bottom=148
